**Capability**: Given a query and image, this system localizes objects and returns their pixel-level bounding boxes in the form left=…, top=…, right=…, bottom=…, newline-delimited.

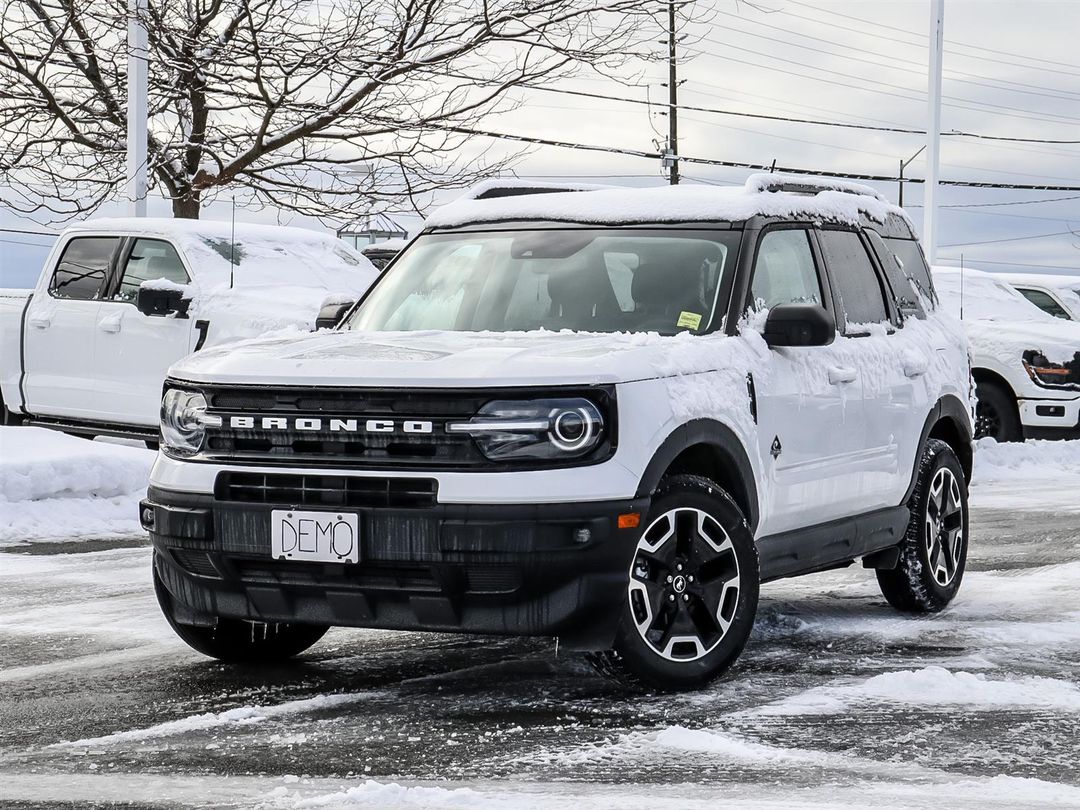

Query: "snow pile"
left=970, top=438, right=1080, bottom=512
left=290, top=781, right=484, bottom=809
left=426, top=172, right=910, bottom=230
left=752, top=666, right=1080, bottom=716
left=0, top=427, right=155, bottom=545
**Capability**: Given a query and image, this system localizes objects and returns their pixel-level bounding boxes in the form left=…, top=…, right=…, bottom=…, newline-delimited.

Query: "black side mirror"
left=136, top=285, right=190, bottom=318
left=315, top=301, right=354, bottom=331
left=762, top=303, right=836, bottom=348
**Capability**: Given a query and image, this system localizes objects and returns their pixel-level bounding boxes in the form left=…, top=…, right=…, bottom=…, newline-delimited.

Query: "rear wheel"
left=877, top=439, right=969, bottom=613
left=589, top=475, right=759, bottom=691
left=974, top=380, right=1021, bottom=442
left=153, top=555, right=328, bottom=662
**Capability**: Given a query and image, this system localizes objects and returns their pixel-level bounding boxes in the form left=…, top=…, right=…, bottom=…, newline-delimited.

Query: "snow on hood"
left=424, top=172, right=909, bottom=230
left=168, top=328, right=716, bottom=387
left=933, top=266, right=1080, bottom=365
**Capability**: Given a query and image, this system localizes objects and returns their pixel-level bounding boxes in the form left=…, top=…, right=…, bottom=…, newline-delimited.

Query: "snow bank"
left=426, top=172, right=909, bottom=230
left=0, top=427, right=154, bottom=544
left=970, top=439, right=1080, bottom=513
left=753, top=666, right=1080, bottom=716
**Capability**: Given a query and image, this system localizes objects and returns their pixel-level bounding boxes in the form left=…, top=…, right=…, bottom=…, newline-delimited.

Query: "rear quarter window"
left=882, top=236, right=936, bottom=311
left=866, top=231, right=926, bottom=319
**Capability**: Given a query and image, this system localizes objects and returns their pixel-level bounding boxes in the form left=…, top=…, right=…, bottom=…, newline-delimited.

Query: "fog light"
left=141, top=506, right=155, bottom=529
left=573, top=527, right=591, bottom=544
left=1035, top=405, right=1066, bottom=417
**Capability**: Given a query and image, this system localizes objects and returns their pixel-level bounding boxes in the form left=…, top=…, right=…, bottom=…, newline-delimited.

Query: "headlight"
left=1023, top=350, right=1080, bottom=390
left=160, top=389, right=220, bottom=456
left=448, top=398, right=605, bottom=461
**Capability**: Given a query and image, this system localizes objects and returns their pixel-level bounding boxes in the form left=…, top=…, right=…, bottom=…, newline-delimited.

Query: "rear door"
left=818, top=227, right=927, bottom=511
left=747, top=225, right=869, bottom=534
left=22, top=236, right=118, bottom=421
left=93, top=238, right=195, bottom=426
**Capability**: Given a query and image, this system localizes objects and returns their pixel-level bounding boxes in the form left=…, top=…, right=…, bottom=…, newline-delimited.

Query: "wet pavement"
left=1, top=508, right=1079, bottom=808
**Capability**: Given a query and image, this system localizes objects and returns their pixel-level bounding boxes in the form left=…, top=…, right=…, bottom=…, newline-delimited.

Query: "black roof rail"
left=460, top=179, right=610, bottom=202
left=746, top=173, right=887, bottom=202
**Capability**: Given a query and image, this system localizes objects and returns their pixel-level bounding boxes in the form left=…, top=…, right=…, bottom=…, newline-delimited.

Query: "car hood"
left=963, top=318, right=1080, bottom=366
left=168, top=328, right=714, bottom=387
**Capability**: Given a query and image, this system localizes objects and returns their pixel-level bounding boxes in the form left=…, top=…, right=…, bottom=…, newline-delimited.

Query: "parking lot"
left=2, top=463, right=1080, bottom=809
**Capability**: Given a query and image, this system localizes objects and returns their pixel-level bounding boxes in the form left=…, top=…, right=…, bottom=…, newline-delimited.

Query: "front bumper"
left=1018, top=395, right=1080, bottom=440
left=142, top=487, right=648, bottom=651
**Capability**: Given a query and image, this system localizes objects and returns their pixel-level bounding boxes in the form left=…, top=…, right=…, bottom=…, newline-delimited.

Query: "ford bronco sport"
left=142, top=175, right=973, bottom=690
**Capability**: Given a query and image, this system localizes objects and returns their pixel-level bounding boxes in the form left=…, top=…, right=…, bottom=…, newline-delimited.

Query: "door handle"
left=28, top=316, right=51, bottom=329
left=828, top=365, right=858, bottom=385
left=99, top=314, right=122, bottom=333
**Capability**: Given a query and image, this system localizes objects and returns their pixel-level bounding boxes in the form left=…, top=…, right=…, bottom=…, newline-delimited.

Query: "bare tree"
left=0, top=0, right=666, bottom=221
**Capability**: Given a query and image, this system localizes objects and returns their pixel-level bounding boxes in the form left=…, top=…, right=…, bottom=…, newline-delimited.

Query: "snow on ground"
left=970, top=437, right=1080, bottom=512
left=0, top=427, right=155, bottom=546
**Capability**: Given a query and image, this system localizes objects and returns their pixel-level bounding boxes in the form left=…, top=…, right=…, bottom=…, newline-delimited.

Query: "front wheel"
left=153, top=555, right=328, bottom=662
left=877, top=439, right=969, bottom=613
left=589, top=474, right=759, bottom=691
left=974, top=380, right=1021, bottom=442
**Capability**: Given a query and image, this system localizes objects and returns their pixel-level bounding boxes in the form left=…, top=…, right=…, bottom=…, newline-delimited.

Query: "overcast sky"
left=2, top=0, right=1078, bottom=287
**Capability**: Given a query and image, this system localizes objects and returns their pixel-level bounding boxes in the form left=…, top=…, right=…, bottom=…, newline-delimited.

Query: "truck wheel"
left=153, top=556, right=328, bottom=662
left=589, top=475, right=759, bottom=691
left=877, top=439, right=969, bottom=613
left=974, top=380, right=1021, bottom=442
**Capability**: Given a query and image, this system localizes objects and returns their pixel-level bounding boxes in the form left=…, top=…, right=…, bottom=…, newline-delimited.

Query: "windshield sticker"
left=677, top=311, right=702, bottom=330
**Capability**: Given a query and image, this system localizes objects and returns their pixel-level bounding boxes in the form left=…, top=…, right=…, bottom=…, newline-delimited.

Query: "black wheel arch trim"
left=635, top=418, right=760, bottom=532
left=905, top=394, right=974, bottom=502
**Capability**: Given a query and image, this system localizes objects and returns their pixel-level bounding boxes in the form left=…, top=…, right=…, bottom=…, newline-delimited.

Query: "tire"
left=588, top=474, right=759, bottom=691
left=876, top=439, right=969, bottom=613
left=153, top=555, right=328, bottom=663
left=974, top=380, right=1022, bottom=442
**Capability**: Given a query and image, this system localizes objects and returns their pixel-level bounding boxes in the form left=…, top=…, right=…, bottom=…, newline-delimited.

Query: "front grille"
left=200, top=386, right=495, bottom=468
left=216, top=472, right=438, bottom=509
left=171, top=549, right=219, bottom=578
left=231, top=558, right=442, bottom=591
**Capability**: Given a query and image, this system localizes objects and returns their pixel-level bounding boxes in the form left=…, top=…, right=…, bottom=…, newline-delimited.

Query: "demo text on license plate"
left=271, top=509, right=359, bottom=564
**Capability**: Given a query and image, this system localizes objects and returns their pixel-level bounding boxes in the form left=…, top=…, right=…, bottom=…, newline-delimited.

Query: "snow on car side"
left=932, top=266, right=1080, bottom=442
left=142, top=174, right=973, bottom=691
left=0, top=218, right=377, bottom=439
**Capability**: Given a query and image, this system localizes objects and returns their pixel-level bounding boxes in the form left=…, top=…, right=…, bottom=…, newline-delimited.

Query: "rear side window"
left=49, top=237, right=118, bottom=300
left=883, top=237, right=935, bottom=306
left=1016, top=288, right=1072, bottom=320
left=819, top=229, right=889, bottom=330
left=749, top=229, right=822, bottom=310
left=115, top=239, right=190, bottom=303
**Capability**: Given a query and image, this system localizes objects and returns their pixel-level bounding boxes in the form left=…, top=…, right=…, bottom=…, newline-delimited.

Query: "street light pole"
left=923, top=0, right=945, bottom=263
left=899, top=144, right=927, bottom=208
left=667, top=0, right=679, bottom=186
left=126, top=0, right=148, bottom=217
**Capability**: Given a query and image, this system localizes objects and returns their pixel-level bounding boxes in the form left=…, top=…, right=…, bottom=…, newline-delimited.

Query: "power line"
left=0, top=226, right=57, bottom=237
left=940, top=230, right=1078, bottom=248
left=425, top=122, right=1080, bottom=191
left=523, top=85, right=1080, bottom=145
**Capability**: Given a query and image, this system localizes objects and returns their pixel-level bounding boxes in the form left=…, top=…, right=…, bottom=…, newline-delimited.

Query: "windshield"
left=345, top=229, right=740, bottom=335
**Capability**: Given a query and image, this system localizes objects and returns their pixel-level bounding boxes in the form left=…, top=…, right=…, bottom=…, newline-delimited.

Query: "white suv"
left=142, top=175, right=973, bottom=690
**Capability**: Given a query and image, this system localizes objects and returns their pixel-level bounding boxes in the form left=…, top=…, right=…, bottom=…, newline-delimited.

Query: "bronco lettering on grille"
left=227, top=416, right=434, bottom=434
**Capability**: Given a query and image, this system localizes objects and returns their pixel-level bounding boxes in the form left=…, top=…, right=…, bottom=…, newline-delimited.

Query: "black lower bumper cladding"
left=142, top=486, right=649, bottom=651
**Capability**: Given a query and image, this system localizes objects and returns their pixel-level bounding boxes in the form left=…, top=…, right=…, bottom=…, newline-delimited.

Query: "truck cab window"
left=116, top=239, right=190, bottom=303
left=49, top=237, right=119, bottom=300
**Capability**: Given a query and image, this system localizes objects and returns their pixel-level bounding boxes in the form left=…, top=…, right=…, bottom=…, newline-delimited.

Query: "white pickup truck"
left=933, top=266, right=1080, bottom=441
left=0, top=218, right=376, bottom=440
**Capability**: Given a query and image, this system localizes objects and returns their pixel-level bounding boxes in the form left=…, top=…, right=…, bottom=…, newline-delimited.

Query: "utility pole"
left=667, top=1, right=679, bottom=186
left=923, top=0, right=945, bottom=263
left=126, top=0, right=148, bottom=217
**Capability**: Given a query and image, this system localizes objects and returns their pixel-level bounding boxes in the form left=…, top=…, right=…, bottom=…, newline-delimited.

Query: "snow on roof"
left=995, top=272, right=1080, bottom=294
left=424, top=173, right=908, bottom=230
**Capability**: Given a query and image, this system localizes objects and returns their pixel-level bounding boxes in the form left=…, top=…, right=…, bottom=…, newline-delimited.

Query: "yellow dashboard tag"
left=677, top=311, right=702, bottom=330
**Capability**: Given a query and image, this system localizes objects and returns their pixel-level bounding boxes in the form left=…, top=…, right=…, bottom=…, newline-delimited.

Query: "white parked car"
left=143, top=175, right=973, bottom=690
left=0, top=218, right=377, bottom=439
left=996, top=273, right=1080, bottom=322
left=933, top=266, right=1080, bottom=441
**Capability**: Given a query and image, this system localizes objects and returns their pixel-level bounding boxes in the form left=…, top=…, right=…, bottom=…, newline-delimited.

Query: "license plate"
left=271, top=509, right=360, bottom=564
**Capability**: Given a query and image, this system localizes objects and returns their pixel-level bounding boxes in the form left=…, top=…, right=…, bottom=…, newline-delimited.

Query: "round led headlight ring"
left=550, top=406, right=596, bottom=452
